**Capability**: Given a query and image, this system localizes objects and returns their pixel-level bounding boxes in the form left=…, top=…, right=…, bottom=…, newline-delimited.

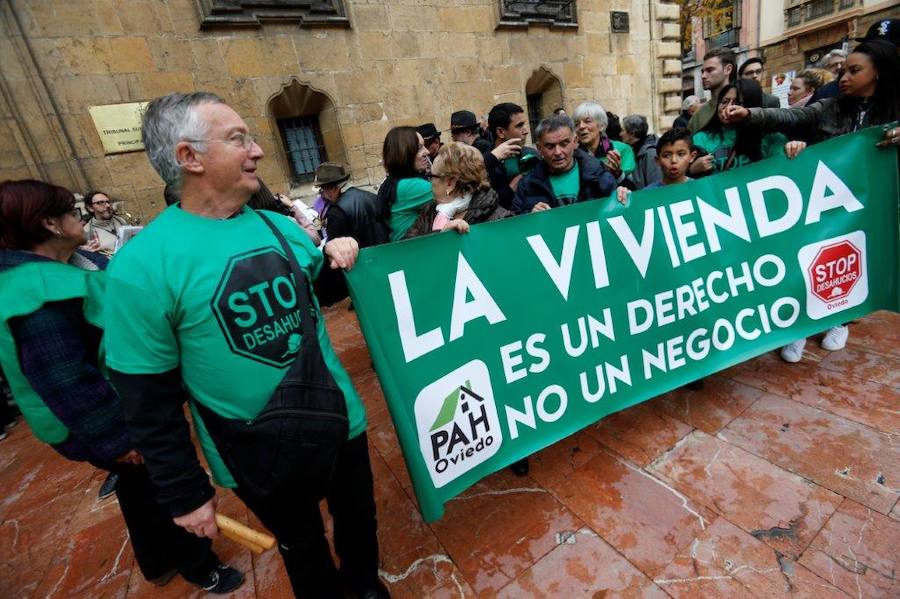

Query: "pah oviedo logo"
left=797, top=231, right=869, bottom=320
left=414, top=361, right=502, bottom=488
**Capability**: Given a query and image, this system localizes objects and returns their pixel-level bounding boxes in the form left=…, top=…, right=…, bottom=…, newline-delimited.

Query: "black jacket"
left=810, top=80, right=840, bottom=104
left=483, top=146, right=540, bottom=210
left=326, top=186, right=390, bottom=248
left=473, top=136, right=493, bottom=155
left=511, top=147, right=617, bottom=214
left=746, top=97, right=876, bottom=145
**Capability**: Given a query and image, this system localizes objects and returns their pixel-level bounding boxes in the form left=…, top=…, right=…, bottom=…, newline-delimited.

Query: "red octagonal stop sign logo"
left=808, top=241, right=861, bottom=303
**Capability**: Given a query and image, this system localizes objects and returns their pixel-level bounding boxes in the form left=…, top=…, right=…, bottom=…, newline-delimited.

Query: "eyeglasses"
left=92, top=200, right=111, bottom=206
left=425, top=173, right=447, bottom=180
left=186, top=132, right=257, bottom=150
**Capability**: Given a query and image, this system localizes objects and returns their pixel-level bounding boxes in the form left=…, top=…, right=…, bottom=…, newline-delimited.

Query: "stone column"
left=653, top=1, right=683, bottom=131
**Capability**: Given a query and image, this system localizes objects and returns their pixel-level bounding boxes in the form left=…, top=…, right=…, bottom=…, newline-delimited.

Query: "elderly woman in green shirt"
left=573, top=101, right=636, bottom=185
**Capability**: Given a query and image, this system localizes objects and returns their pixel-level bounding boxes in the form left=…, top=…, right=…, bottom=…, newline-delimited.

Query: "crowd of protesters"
left=0, top=18, right=898, bottom=599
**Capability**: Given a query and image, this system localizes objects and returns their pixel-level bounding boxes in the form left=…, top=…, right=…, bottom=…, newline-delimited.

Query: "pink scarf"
left=789, top=93, right=812, bottom=109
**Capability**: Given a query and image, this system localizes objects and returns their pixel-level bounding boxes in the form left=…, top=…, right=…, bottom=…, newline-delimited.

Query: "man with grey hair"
left=819, top=48, right=847, bottom=77
left=620, top=115, right=663, bottom=190
left=512, top=113, right=617, bottom=214
left=674, top=95, right=702, bottom=129
left=103, top=92, right=388, bottom=598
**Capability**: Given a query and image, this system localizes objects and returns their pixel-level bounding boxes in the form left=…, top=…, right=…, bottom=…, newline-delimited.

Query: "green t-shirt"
left=103, top=205, right=367, bottom=488
left=692, top=129, right=788, bottom=172
left=389, top=177, right=432, bottom=242
left=549, top=161, right=580, bottom=205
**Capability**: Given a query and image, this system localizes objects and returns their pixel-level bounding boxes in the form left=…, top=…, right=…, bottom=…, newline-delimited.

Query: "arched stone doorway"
left=267, top=79, right=345, bottom=186
left=524, top=67, right=564, bottom=134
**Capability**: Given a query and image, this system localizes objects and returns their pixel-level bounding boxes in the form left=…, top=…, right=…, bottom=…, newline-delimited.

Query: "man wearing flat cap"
left=416, top=123, right=443, bottom=162
left=314, top=162, right=388, bottom=249
left=450, top=110, right=493, bottom=154
left=313, top=163, right=389, bottom=305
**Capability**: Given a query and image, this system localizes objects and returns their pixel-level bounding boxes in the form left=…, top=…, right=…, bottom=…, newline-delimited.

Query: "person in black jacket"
left=482, top=102, right=540, bottom=210
left=512, top=114, right=617, bottom=214
left=313, top=162, right=390, bottom=306
left=620, top=114, right=663, bottom=189
left=314, top=163, right=389, bottom=249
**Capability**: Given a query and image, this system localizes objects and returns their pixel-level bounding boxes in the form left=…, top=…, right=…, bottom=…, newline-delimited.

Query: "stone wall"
left=0, top=0, right=681, bottom=220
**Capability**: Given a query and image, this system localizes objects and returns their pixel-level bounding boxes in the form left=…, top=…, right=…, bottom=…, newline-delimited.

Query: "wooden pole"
left=215, top=513, right=275, bottom=554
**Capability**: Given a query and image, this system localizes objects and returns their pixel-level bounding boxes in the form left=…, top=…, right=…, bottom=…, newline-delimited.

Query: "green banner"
left=346, top=127, right=899, bottom=522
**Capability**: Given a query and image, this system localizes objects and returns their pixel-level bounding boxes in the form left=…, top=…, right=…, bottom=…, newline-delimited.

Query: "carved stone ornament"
left=497, top=0, right=578, bottom=30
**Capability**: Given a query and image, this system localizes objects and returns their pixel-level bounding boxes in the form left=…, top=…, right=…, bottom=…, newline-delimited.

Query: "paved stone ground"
left=1, top=303, right=898, bottom=598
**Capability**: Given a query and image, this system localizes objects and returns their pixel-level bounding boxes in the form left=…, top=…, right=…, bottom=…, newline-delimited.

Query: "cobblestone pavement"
left=2, top=303, right=897, bottom=598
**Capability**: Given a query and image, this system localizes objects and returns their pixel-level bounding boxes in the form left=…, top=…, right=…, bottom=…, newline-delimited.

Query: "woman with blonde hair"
left=788, top=68, right=832, bottom=108
left=405, top=142, right=510, bottom=238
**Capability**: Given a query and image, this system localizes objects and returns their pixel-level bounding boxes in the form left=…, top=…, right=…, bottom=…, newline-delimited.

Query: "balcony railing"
left=705, top=27, right=741, bottom=48
left=784, top=0, right=858, bottom=30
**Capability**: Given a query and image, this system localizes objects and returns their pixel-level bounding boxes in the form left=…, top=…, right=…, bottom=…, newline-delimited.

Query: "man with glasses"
left=738, top=57, right=780, bottom=108
left=103, top=92, right=388, bottom=599
left=83, top=190, right=128, bottom=256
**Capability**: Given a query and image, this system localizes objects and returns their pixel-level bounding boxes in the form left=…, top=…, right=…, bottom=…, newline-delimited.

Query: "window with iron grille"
left=498, top=0, right=577, bottom=28
left=838, top=0, right=856, bottom=8
left=702, top=0, right=742, bottom=37
left=787, top=6, right=802, bottom=27
left=526, top=94, right=543, bottom=138
left=277, top=116, right=327, bottom=184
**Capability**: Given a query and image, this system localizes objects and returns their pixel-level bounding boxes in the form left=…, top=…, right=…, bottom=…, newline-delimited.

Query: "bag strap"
left=257, top=211, right=317, bottom=337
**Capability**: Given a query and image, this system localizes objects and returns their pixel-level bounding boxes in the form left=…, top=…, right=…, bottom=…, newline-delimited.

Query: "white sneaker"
left=780, top=339, right=806, bottom=363
left=821, top=325, right=849, bottom=351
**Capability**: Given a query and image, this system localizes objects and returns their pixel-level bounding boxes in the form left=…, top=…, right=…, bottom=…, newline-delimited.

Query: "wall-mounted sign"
left=88, top=102, right=148, bottom=155
left=805, top=41, right=846, bottom=68
left=611, top=11, right=629, bottom=33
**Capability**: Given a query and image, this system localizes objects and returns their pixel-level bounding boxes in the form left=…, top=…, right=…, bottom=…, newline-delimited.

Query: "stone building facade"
left=1, top=0, right=683, bottom=220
